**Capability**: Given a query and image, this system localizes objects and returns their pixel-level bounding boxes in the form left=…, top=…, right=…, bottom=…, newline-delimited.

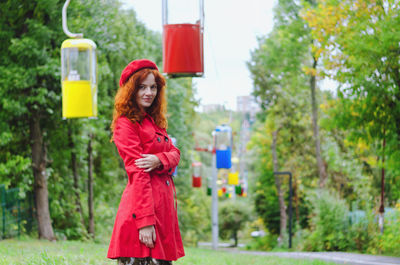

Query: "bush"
left=368, top=204, right=400, bottom=256
left=303, top=190, right=351, bottom=251
left=301, top=194, right=400, bottom=255
left=219, top=200, right=251, bottom=247
left=347, top=208, right=378, bottom=252
left=246, top=232, right=278, bottom=251
left=178, top=188, right=211, bottom=246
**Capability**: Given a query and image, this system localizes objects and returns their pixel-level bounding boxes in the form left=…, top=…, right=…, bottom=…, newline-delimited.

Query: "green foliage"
left=248, top=118, right=312, bottom=236
left=303, top=0, right=400, bottom=201
left=248, top=0, right=310, bottom=112
left=253, top=170, right=280, bottom=234
left=177, top=189, right=211, bottom=246
left=347, top=209, right=378, bottom=253
left=247, top=0, right=400, bottom=255
left=247, top=0, right=324, bottom=246
left=0, top=0, right=64, bottom=193
left=303, top=190, right=350, bottom=251
left=218, top=200, right=251, bottom=246
left=246, top=232, right=278, bottom=251
left=368, top=205, right=400, bottom=256
left=299, top=194, right=400, bottom=255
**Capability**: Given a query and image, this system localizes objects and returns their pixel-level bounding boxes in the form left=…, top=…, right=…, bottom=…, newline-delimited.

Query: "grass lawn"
left=0, top=238, right=336, bottom=265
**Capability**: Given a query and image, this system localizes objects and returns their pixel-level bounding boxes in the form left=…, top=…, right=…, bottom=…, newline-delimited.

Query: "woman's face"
left=136, top=73, right=157, bottom=109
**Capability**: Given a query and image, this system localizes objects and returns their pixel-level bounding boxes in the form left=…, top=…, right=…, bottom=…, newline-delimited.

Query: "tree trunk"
left=67, top=122, right=85, bottom=228
left=30, top=112, right=55, bottom=240
left=310, top=56, right=327, bottom=188
left=106, top=54, right=119, bottom=93
left=87, top=133, right=95, bottom=238
left=293, top=175, right=300, bottom=222
left=390, top=65, right=400, bottom=144
left=272, top=130, right=287, bottom=242
left=233, top=230, right=238, bottom=247
left=379, top=129, right=386, bottom=234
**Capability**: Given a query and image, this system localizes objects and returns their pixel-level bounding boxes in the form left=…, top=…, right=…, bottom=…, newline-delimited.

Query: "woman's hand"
left=139, top=225, right=156, bottom=248
left=135, top=154, right=162, bottom=172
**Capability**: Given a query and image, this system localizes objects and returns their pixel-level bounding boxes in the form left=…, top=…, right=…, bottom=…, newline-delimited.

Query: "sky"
left=120, top=0, right=277, bottom=110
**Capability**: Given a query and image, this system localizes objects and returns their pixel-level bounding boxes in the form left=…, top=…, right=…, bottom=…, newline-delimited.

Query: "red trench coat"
left=107, top=115, right=185, bottom=261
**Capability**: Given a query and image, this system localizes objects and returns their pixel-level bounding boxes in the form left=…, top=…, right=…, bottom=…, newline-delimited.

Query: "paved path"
left=224, top=249, right=400, bottom=265
left=198, top=242, right=400, bottom=264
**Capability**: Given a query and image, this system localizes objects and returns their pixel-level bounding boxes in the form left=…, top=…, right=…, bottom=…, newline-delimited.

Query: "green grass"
left=0, top=239, right=113, bottom=265
left=0, top=238, right=336, bottom=265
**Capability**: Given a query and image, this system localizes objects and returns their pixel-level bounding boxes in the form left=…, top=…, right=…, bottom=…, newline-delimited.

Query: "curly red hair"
left=111, top=68, right=167, bottom=135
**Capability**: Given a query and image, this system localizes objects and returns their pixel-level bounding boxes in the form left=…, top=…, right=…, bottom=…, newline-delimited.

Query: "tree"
left=303, top=0, right=400, bottom=170
left=247, top=0, right=318, bottom=240
left=302, top=0, right=400, bottom=221
left=302, top=0, right=328, bottom=188
left=0, top=0, right=68, bottom=240
left=219, top=200, right=251, bottom=247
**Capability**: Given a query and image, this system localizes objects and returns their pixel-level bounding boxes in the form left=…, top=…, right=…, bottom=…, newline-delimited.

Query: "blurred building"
left=202, top=104, right=225, bottom=113
left=236, top=95, right=260, bottom=121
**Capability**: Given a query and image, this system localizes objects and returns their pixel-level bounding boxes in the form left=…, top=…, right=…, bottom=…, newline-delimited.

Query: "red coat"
left=107, top=115, right=185, bottom=261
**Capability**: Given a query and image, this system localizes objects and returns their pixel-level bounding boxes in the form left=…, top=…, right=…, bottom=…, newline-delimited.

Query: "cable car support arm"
left=62, top=0, right=83, bottom=38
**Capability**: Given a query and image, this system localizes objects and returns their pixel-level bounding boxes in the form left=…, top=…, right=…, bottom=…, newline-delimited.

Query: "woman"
left=107, top=59, right=185, bottom=265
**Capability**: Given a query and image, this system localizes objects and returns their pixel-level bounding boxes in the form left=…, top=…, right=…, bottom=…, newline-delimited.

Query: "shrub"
left=178, top=188, right=211, bottom=246
left=219, top=200, right=251, bottom=247
left=347, top=208, right=378, bottom=252
left=246, top=232, right=278, bottom=251
left=368, top=204, right=400, bottom=256
left=303, top=190, right=351, bottom=251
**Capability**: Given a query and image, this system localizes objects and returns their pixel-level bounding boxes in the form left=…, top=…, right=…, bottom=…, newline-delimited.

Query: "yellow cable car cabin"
left=61, top=38, right=97, bottom=118
left=228, top=172, right=239, bottom=185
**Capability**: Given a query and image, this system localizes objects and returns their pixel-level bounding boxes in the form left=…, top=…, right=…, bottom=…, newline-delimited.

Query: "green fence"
left=0, top=185, right=35, bottom=239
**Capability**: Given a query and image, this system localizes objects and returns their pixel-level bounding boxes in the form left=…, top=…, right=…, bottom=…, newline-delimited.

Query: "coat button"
left=168, top=168, right=172, bottom=173
left=165, top=137, right=169, bottom=142
left=166, top=180, right=170, bottom=186
left=132, top=214, right=136, bottom=219
left=157, top=137, right=161, bottom=142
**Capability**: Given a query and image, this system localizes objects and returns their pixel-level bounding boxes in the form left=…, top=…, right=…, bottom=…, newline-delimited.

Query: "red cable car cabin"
left=192, top=162, right=202, bottom=188
left=162, top=0, right=204, bottom=77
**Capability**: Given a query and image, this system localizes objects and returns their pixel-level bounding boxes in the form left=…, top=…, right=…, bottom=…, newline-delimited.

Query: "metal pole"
left=17, top=194, right=20, bottom=238
left=1, top=185, right=5, bottom=239
left=379, top=133, right=386, bottom=233
left=288, top=172, right=293, bottom=249
left=273, top=171, right=293, bottom=249
left=199, top=0, right=204, bottom=29
left=62, top=0, right=83, bottom=38
left=211, top=148, right=218, bottom=250
left=162, top=0, right=168, bottom=25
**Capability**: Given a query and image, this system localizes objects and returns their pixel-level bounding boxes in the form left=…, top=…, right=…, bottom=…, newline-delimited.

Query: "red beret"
left=119, top=59, right=159, bottom=87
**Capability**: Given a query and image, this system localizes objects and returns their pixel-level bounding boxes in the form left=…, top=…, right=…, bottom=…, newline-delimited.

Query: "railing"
left=0, top=184, right=35, bottom=239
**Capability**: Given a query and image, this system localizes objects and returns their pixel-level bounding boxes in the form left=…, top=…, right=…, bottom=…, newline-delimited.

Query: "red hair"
left=111, top=68, right=167, bottom=136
